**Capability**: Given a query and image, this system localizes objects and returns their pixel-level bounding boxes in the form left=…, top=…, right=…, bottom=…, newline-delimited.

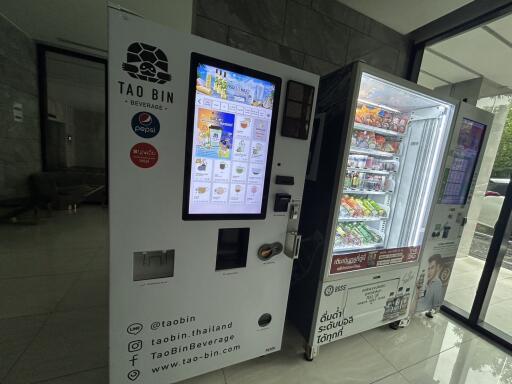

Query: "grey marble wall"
left=0, top=15, right=40, bottom=200
left=193, top=0, right=412, bottom=77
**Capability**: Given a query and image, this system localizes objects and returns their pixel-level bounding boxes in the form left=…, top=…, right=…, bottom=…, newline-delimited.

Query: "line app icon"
left=131, top=111, right=160, bottom=139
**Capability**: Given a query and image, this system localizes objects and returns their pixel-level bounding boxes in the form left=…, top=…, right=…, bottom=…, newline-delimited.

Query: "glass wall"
left=445, top=96, right=511, bottom=312
left=417, top=12, right=512, bottom=348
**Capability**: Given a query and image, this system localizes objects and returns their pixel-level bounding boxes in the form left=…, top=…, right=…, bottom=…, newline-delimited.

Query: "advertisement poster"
left=330, top=246, right=420, bottom=274
left=415, top=238, right=458, bottom=313
left=314, top=267, right=417, bottom=346
left=188, top=62, right=276, bottom=215
left=414, top=203, right=465, bottom=314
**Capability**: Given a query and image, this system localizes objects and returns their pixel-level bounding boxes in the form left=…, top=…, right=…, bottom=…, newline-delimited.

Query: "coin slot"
left=258, top=242, right=283, bottom=260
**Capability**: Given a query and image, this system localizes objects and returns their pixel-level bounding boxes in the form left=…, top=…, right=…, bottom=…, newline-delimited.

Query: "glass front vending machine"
left=288, top=61, right=493, bottom=360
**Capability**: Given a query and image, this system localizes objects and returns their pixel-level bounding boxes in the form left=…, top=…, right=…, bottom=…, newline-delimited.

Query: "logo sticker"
left=126, top=323, right=143, bottom=335
left=130, top=143, right=159, bottom=168
left=131, top=112, right=160, bottom=138
left=127, top=369, right=140, bottom=381
left=122, top=42, right=171, bottom=84
left=324, top=285, right=334, bottom=296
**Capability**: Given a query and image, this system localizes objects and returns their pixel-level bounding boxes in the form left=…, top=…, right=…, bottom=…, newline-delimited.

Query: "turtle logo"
left=122, top=42, right=171, bottom=84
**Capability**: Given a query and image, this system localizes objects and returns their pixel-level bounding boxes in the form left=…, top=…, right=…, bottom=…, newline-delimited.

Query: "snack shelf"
left=350, top=147, right=396, bottom=158
left=357, top=98, right=399, bottom=113
left=343, top=189, right=390, bottom=195
left=346, top=167, right=394, bottom=175
left=333, top=242, right=384, bottom=254
left=353, top=122, right=405, bottom=138
left=338, top=215, right=387, bottom=222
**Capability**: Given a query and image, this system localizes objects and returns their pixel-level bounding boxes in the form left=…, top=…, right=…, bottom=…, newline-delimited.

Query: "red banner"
left=330, top=246, right=420, bottom=274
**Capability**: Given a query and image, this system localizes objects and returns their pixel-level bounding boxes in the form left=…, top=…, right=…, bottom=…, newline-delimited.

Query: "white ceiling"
left=417, top=72, right=448, bottom=90
left=0, top=0, right=192, bottom=57
left=336, top=0, right=473, bottom=34
left=418, top=13, right=512, bottom=94
left=420, top=51, right=476, bottom=84
left=489, top=15, right=512, bottom=41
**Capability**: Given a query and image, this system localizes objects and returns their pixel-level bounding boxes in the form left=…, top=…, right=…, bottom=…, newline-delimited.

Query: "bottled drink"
left=383, top=292, right=395, bottom=320
left=400, top=288, right=410, bottom=315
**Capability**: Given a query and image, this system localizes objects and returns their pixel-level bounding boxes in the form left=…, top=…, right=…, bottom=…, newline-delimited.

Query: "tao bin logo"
left=122, top=42, right=171, bottom=84
left=131, top=112, right=160, bottom=139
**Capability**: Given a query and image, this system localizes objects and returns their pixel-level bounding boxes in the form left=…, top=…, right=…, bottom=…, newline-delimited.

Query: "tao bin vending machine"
left=108, top=7, right=318, bottom=384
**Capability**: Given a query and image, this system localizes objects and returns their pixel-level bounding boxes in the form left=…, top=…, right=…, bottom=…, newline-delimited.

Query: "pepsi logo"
left=139, top=112, right=152, bottom=125
left=131, top=111, right=160, bottom=139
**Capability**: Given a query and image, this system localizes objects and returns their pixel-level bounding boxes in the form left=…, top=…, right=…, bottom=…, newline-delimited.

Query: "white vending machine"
left=414, top=104, right=493, bottom=316
left=288, top=62, right=493, bottom=359
left=108, top=8, right=318, bottom=384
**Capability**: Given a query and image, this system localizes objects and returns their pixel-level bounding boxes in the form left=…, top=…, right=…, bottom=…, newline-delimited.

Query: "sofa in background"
left=30, top=168, right=106, bottom=211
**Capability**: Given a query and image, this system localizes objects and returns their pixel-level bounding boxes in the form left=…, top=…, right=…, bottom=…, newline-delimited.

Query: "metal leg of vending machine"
left=288, top=61, right=493, bottom=360
left=108, top=8, right=318, bottom=384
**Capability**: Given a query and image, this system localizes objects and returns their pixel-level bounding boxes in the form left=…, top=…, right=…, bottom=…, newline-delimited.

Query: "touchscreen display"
left=183, top=53, right=281, bottom=219
left=440, top=118, right=486, bottom=205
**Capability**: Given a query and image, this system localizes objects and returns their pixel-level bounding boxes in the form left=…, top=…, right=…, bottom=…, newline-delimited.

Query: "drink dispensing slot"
left=133, top=250, right=175, bottom=281
left=216, top=228, right=250, bottom=270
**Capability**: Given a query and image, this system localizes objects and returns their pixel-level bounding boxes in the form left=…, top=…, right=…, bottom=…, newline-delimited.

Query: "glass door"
left=330, top=71, right=454, bottom=275
left=481, top=223, right=512, bottom=339
left=442, top=95, right=512, bottom=348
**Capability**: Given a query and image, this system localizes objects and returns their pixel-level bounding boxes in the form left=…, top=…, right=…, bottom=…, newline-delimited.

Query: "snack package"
left=381, top=159, right=399, bottom=172
left=375, top=135, right=386, bottom=151
left=385, top=141, right=400, bottom=154
left=354, top=102, right=410, bottom=134
left=396, top=113, right=410, bottom=133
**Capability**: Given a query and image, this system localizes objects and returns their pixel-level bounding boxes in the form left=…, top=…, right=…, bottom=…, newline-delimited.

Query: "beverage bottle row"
left=340, top=196, right=386, bottom=218
left=347, top=155, right=399, bottom=172
left=335, top=222, right=382, bottom=248
left=344, top=171, right=395, bottom=192
left=382, top=287, right=411, bottom=320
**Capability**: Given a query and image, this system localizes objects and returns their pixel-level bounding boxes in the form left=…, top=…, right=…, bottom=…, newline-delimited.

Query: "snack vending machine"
left=288, top=61, right=492, bottom=360
left=109, top=8, right=318, bottom=384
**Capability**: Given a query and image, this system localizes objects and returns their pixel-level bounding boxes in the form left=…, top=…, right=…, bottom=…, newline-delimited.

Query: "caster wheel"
left=304, top=352, right=314, bottom=362
left=389, top=321, right=400, bottom=330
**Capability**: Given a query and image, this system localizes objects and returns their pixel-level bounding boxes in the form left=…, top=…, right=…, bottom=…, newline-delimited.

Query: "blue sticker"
left=131, top=111, right=160, bottom=138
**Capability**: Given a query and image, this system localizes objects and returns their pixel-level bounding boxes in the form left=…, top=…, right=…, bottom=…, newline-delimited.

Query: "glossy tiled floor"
left=0, top=206, right=108, bottom=384
left=1, top=206, right=512, bottom=383
left=445, top=256, right=512, bottom=336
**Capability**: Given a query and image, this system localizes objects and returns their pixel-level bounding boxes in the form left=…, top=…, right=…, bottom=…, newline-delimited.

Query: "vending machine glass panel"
left=331, top=72, right=455, bottom=274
